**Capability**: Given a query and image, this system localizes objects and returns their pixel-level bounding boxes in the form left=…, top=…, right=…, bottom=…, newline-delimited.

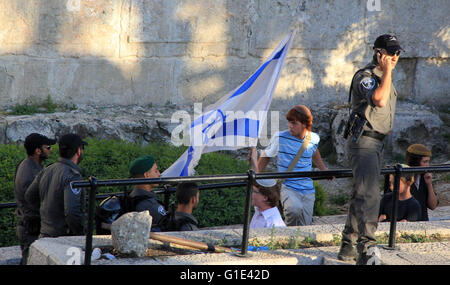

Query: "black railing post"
left=240, top=169, right=255, bottom=256
left=388, top=164, right=402, bottom=249
left=84, top=176, right=98, bottom=266
left=163, top=185, right=171, bottom=210
left=383, top=173, right=390, bottom=194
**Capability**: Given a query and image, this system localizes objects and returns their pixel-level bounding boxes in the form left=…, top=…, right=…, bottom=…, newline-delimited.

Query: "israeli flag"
left=162, top=30, right=295, bottom=177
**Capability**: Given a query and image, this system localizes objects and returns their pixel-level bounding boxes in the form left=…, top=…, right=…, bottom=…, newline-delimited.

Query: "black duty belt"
left=362, top=130, right=386, bottom=141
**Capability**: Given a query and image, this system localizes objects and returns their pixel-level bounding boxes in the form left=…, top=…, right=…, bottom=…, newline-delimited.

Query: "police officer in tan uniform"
left=338, top=34, right=403, bottom=265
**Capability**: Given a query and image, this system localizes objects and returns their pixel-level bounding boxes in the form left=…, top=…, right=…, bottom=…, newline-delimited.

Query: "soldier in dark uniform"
left=128, top=155, right=167, bottom=226
left=14, top=133, right=56, bottom=264
left=173, top=182, right=200, bottom=231
left=338, top=34, right=403, bottom=265
left=25, top=134, right=88, bottom=238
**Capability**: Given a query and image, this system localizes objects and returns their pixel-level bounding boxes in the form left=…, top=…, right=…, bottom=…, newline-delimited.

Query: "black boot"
left=337, top=242, right=357, bottom=261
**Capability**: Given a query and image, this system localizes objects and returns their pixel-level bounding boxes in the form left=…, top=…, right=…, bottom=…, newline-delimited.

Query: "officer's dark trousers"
left=341, top=135, right=384, bottom=255
left=17, top=224, right=38, bottom=265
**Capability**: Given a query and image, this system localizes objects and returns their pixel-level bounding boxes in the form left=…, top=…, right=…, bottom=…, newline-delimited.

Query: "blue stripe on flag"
left=181, top=146, right=194, bottom=176
left=228, top=45, right=286, bottom=100
left=214, top=118, right=259, bottom=139
left=245, top=118, right=249, bottom=137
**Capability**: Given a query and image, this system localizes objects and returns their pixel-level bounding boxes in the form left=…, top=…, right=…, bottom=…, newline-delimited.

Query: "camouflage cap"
left=406, top=144, right=432, bottom=157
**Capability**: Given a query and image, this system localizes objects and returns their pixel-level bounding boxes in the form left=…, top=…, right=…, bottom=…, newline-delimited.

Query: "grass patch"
left=441, top=174, right=450, bottom=183
left=313, top=182, right=341, bottom=216
left=249, top=230, right=336, bottom=250
left=248, top=232, right=447, bottom=250
left=375, top=233, right=445, bottom=244
left=329, top=189, right=350, bottom=206
left=7, top=95, right=77, bottom=115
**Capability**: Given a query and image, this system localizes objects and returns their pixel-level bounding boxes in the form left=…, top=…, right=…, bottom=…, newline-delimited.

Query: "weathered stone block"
left=365, top=0, right=449, bottom=58
left=111, top=211, right=152, bottom=257
left=0, top=0, right=447, bottom=110
left=412, top=58, right=450, bottom=105
left=251, top=0, right=365, bottom=52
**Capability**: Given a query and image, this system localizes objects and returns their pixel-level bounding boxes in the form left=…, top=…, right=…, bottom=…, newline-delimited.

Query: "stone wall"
left=0, top=0, right=448, bottom=109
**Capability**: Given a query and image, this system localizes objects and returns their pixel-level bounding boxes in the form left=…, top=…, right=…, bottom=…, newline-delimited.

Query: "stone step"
left=2, top=207, right=450, bottom=265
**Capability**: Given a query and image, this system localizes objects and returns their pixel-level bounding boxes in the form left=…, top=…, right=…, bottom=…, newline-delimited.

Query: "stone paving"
left=1, top=206, right=449, bottom=265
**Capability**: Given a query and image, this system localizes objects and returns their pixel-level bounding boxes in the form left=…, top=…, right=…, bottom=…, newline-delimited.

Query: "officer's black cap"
left=24, top=133, right=57, bottom=153
left=373, top=34, right=404, bottom=54
left=59, top=133, right=88, bottom=151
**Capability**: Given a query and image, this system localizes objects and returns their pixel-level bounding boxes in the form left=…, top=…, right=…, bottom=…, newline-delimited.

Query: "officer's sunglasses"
left=42, top=145, right=51, bottom=150
left=387, top=50, right=401, bottom=57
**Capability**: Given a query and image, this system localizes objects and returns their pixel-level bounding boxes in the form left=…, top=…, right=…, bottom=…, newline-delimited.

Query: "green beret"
left=129, top=155, right=155, bottom=175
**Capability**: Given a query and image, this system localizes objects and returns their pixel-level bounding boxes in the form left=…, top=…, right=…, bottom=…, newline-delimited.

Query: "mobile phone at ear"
left=373, top=50, right=382, bottom=64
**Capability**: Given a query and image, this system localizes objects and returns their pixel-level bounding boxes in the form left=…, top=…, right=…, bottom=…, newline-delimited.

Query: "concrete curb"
left=19, top=220, right=450, bottom=265
left=3, top=207, right=449, bottom=265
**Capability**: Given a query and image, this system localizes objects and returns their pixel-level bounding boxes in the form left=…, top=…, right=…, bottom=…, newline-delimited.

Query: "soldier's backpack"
left=95, top=188, right=147, bottom=234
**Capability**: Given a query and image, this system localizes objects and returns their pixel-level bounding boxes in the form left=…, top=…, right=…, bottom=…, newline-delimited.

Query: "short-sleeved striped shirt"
left=262, top=130, right=320, bottom=194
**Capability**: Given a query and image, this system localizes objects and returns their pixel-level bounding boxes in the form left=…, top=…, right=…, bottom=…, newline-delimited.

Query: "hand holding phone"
left=376, top=49, right=393, bottom=73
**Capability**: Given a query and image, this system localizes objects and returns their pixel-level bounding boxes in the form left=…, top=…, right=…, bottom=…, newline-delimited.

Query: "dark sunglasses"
left=387, top=50, right=401, bottom=57
left=43, top=145, right=51, bottom=150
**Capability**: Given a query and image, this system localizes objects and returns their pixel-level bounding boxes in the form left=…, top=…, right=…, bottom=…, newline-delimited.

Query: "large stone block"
left=5, top=114, right=58, bottom=143
left=0, top=0, right=40, bottom=54
left=127, top=0, right=250, bottom=58
left=391, top=58, right=417, bottom=100
left=388, top=102, right=445, bottom=158
left=69, top=59, right=134, bottom=105
left=47, top=0, right=121, bottom=58
left=17, top=59, right=136, bottom=105
left=364, top=0, right=449, bottom=58
left=412, top=58, right=450, bottom=106
left=0, top=65, right=15, bottom=103
left=0, top=60, right=25, bottom=105
left=174, top=56, right=259, bottom=105
left=23, top=59, right=52, bottom=102
left=111, top=211, right=152, bottom=257
left=250, top=0, right=366, bottom=52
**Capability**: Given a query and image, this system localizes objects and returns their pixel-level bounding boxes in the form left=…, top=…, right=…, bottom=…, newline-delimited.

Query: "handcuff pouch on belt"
left=343, top=112, right=367, bottom=143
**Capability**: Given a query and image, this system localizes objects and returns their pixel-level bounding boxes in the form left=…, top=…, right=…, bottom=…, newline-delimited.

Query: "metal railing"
left=1, top=164, right=449, bottom=265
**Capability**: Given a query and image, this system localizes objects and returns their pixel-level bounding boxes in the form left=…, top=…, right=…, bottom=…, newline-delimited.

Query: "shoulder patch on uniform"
left=360, top=77, right=376, bottom=90
left=70, top=183, right=81, bottom=195
left=158, top=205, right=167, bottom=216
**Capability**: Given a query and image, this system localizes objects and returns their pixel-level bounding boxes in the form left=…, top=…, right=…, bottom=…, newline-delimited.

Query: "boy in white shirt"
left=248, top=148, right=286, bottom=229
left=250, top=178, right=286, bottom=228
